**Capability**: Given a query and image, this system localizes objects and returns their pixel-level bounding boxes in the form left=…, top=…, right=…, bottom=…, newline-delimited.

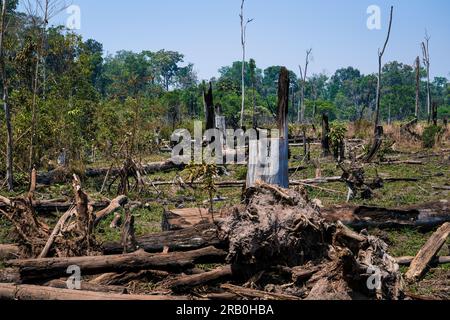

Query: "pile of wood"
left=1, top=176, right=449, bottom=300
left=0, top=181, right=410, bottom=300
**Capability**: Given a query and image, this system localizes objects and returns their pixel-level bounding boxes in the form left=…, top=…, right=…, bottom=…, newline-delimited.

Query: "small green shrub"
left=422, top=125, right=443, bottom=148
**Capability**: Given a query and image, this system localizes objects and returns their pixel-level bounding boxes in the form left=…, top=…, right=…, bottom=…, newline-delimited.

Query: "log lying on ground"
left=162, top=208, right=224, bottom=231
left=168, top=265, right=233, bottom=292
left=0, top=244, right=20, bottom=260
left=0, top=283, right=187, bottom=300
left=90, top=270, right=170, bottom=286
left=405, top=223, right=450, bottom=282
left=103, top=223, right=223, bottom=255
left=0, top=199, right=109, bottom=214
left=321, top=201, right=450, bottom=230
left=36, top=160, right=186, bottom=185
left=94, top=195, right=128, bottom=226
left=0, top=268, right=21, bottom=284
left=45, top=279, right=127, bottom=294
left=8, top=246, right=226, bottom=282
left=221, top=284, right=301, bottom=301
left=396, top=256, right=450, bottom=266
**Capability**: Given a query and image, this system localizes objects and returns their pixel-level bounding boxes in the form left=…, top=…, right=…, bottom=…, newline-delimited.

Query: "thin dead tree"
left=0, top=0, right=13, bottom=191
left=366, top=6, right=393, bottom=163
left=239, top=0, right=253, bottom=128
left=24, top=0, right=67, bottom=174
left=415, top=56, right=420, bottom=119
left=298, top=49, right=312, bottom=124
left=421, top=32, right=431, bottom=123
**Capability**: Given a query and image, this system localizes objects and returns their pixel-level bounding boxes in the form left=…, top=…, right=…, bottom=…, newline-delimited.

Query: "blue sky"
left=34, top=0, right=450, bottom=80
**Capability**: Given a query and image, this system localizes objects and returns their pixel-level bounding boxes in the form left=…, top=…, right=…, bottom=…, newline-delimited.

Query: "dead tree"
left=421, top=33, right=432, bottom=123
left=239, top=0, right=253, bottom=128
left=246, top=67, right=289, bottom=188
left=321, top=113, right=331, bottom=157
left=367, top=6, right=393, bottom=162
left=415, top=56, right=421, bottom=119
left=0, top=0, right=13, bottom=191
left=298, top=49, right=312, bottom=123
left=204, top=82, right=215, bottom=131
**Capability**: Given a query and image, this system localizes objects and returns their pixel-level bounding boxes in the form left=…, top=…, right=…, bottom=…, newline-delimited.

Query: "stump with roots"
left=219, top=182, right=403, bottom=300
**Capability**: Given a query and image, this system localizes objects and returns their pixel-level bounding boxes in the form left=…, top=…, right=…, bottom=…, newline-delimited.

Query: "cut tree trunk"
left=8, top=246, right=226, bottom=282
left=162, top=208, right=214, bottom=231
left=247, top=67, right=289, bottom=189
left=405, top=223, right=450, bottom=282
left=102, top=223, right=223, bottom=254
left=0, top=283, right=187, bottom=300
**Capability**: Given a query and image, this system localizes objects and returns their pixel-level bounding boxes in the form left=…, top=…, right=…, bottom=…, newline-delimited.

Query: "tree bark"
left=94, top=195, right=128, bottom=226
left=0, top=283, right=187, bottom=300
left=44, top=279, right=127, bottom=294
left=0, top=0, right=13, bottom=191
left=415, top=56, right=421, bottom=119
left=8, top=246, right=226, bottom=282
left=0, top=244, right=20, bottom=261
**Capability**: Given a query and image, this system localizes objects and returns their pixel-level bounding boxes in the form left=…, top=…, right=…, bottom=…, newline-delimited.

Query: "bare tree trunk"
left=415, top=56, right=420, bottom=119
left=28, top=0, right=49, bottom=173
left=298, top=49, right=312, bottom=124
left=374, top=6, right=393, bottom=130
left=0, top=0, right=13, bottom=191
left=204, top=82, right=215, bottom=131
left=321, top=113, right=331, bottom=157
left=422, top=34, right=432, bottom=124
left=239, top=0, right=252, bottom=128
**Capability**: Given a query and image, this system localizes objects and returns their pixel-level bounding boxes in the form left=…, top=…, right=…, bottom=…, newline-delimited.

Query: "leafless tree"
left=421, top=32, right=431, bottom=123
left=373, top=6, right=393, bottom=130
left=415, top=56, right=421, bottom=119
left=0, top=0, right=13, bottom=190
left=239, top=0, right=253, bottom=128
left=24, top=0, right=68, bottom=173
left=298, top=48, right=312, bottom=123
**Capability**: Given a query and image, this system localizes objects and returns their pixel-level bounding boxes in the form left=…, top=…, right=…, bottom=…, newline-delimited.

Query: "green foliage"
left=329, top=122, right=347, bottom=147
left=422, top=125, right=443, bottom=148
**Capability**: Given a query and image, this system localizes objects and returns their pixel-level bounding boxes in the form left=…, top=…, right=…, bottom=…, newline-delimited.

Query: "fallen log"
left=168, top=265, right=233, bottom=292
left=379, top=160, right=423, bottom=165
left=221, top=284, right=301, bottom=301
left=0, top=268, right=21, bottom=284
left=0, top=283, right=187, bottom=300
left=102, top=223, right=223, bottom=254
left=8, top=246, right=226, bottom=282
left=433, top=186, right=450, bottom=191
left=405, top=223, right=450, bottom=282
left=321, top=201, right=450, bottom=230
left=38, top=207, right=76, bottom=259
left=45, top=279, right=127, bottom=294
left=162, top=208, right=217, bottom=231
left=0, top=199, right=109, bottom=214
left=90, top=270, right=170, bottom=286
left=396, top=256, right=450, bottom=266
left=0, top=244, right=20, bottom=260
left=94, top=195, right=128, bottom=226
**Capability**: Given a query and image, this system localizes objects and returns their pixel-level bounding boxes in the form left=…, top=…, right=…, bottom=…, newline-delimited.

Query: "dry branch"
left=405, top=223, right=450, bottom=282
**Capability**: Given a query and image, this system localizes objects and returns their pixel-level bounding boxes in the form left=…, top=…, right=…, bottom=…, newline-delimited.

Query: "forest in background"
left=0, top=1, right=449, bottom=189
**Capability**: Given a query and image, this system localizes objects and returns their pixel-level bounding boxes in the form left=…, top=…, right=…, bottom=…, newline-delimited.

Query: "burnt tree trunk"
left=321, top=113, right=331, bottom=157
left=204, top=82, right=215, bottom=131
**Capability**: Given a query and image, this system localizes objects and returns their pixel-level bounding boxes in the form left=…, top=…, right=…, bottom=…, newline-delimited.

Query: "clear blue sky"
left=40, top=0, right=450, bottom=80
